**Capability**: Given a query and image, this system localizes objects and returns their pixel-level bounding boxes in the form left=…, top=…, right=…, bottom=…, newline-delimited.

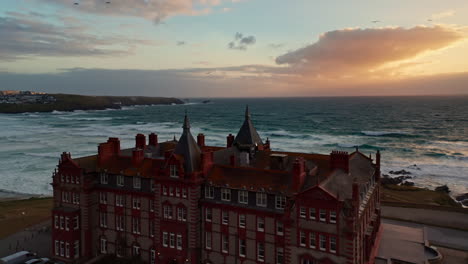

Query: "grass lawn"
left=0, top=197, right=53, bottom=239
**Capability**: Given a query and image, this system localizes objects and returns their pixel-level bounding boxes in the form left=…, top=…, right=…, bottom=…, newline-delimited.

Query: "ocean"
left=0, top=96, right=467, bottom=197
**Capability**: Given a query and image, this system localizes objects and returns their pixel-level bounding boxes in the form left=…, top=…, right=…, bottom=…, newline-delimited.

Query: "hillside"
left=0, top=94, right=184, bottom=113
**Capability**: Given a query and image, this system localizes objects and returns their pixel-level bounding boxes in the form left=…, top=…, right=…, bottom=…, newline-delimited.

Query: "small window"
left=132, top=197, right=141, bottom=209
left=74, top=241, right=79, bottom=259
left=162, top=185, right=167, bottom=195
left=177, top=234, right=183, bottom=250
left=65, top=242, right=70, bottom=258
left=170, top=165, right=178, bottom=178
left=222, top=235, right=229, bottom=253
left=163, top=232, right=168, bottom=247
left=205, top=232, right=212, bottom=249
left=330, top=236, right=337, bottom=253
left=149, top=221, right=155, bottom=237
left=275, top=195, right=286, bottom=209
left=309, top=208, right=316, bottom=220
left=205, top=207, right=212, bottom=222
left=99, top=192, right=107, bottom=204
left=300, top=231, right=306, bottom=246
left=133, top=177, right=141, bottom=189
left=257, top=242, right=265, bottom=262
left=239, top=214, right=246, bottom=228
left=55, top=240, right=59, bottom=256
left=239, top=239, right=246, bottom=257
left=74, top=216, right=79, bottom=230
left=175, top=187, right=180, bottom=197
left=256, top=192, right=267, bottom=207
left=330, top=211, right=337, bottom=223
left=238, top=190, right=248, bottom=204
left=182, top=188, right=187, bottom=198
left=309, top=233, right=316, bottom=249
left=100, top=238, right=107, bottom=254
left=132, top=217, right=140, bottom=234
left=276, top=221, right=284, bottom=236
left=205, top=186, right=214, bottom=199
left=54, top=215, right=59, bottom=229
left=100, top=173, right=108, bottom=184
left=170, top=233, right=175, bottom=248
left=117, top=175, right=124, bottom=186
left=300, top=207, right=306, bottom=218
left=149, top=200, right=155, bottom=212
left=276, top=248, right=284, bottom=264
left=319, top=234, right=326, bottom=251
left=221, top=188, right=231, bottom=201
left=100, top=212, right=107, bottom=228
left=222, top=211, right=229, bottom=225
left=115, top=195, right=124, bottom=207
left=257, top=217, right=265, bottom=232
left=150, top=249, right=156, bottom=263
left=319, top=209, right=326, bottom=222
left=133, top=245, right=140, bottom=256
left=65, top=217, right=69, bottom=231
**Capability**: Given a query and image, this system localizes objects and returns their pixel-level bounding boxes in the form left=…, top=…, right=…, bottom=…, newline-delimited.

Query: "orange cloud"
left=275, top=26, right=465, bottom=79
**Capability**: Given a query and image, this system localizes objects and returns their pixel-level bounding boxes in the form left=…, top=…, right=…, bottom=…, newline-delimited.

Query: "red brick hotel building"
left=51, top=107, right=382, bottom=264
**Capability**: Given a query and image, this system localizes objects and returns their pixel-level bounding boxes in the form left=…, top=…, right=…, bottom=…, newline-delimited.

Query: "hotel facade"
left=51, top=107, right=382, bottom=264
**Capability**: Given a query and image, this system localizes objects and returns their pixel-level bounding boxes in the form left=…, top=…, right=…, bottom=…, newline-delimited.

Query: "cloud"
left=0, top=12, right=157, bottom=61
left=275, top=26, right=465, bottom=78
left=268, top=43, right=285, bottom=49
left=36, top=0, right=233, bottom=24
left=431, top=10, right=456, bottom=20
left=177, top=41, right=186, bottom=46
left=228, top=32, right=256, bottom=50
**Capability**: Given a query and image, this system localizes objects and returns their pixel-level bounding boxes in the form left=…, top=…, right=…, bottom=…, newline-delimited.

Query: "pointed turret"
left=233, top=105, right=263, bottom=149
left=174, top=112, right=201, bottom=174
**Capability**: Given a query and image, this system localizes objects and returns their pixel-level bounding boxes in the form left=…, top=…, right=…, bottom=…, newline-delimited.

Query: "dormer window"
left=275, top=195, right=286, bottom=210
left=133, top=177, right=141, bottom=189
left=117, top=175, right=124, bottom=187
left=170, top=165, right=178, bottom=178
left=256, top=192, right=267, bottom=207
left=221, top=189, right=231, bottom=201
left=205, top=186, right=214, bottom=199
left=100, top=173, right=108, bottom=184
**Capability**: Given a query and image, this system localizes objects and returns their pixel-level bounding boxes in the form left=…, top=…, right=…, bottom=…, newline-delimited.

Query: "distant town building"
left=51, top=107, right=382, bottom=264
left=0, top=90, right=55, bottom=104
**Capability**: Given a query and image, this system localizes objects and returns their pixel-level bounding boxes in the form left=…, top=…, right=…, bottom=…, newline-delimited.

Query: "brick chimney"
left=98, top=137, right=120, bottom=166
left=292, top=157, right=306, bottom=191
left=132, top=149, right=144, bottom=167
left=375, top=150, right=381, bottom=181
left=149, top=133, right=158, bottom=147
left=330, top=151, right=349, bottom=173
left=135, top=134, right=146, bottom=149
left=197, top=133, right=205, bottom=147
left=227, top=134, right=234, bottom=148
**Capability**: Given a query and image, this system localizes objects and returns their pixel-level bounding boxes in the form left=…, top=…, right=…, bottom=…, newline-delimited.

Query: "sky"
left=1, top=0, right=468, bottom=97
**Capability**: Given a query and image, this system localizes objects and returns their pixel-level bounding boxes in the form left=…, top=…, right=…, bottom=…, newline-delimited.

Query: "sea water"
left=0, top=96, right=467, bottom=196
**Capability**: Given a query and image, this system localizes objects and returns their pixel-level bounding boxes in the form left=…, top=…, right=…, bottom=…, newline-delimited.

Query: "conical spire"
left=174, top=112, right=201, bottom=174
left=233, top=105, right=263, bottom=148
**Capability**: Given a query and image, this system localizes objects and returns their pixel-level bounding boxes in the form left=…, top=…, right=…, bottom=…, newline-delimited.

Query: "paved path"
left=0, top=220, right=51, bottom=259
left=381, top=206, right=468, bottom=230
left=382, top=218, right=468, bottom=251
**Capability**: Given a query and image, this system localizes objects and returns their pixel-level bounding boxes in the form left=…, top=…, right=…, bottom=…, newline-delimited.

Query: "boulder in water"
left=402, top=181, right=415, bottom=187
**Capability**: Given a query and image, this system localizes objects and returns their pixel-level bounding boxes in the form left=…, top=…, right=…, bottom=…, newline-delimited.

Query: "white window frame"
left=176, top=234, right=182, bottom=250
left=74, top=216, right=79, bottom=230
left=257, top=217, right=265, bottom=232
left=100, top=212, right=107, bottom=228
left=205, top=186, right=214, bottom=199
left=116, top=214, right=124, bottom=231
left=132, top=217, right=140, bottom=234
left=221, top=188, right=231, bottom=201
left=309, top=232, right=316, bottom=249
left=65, top=217, right=69, bottom=231
left=222, top=234, right=229, bottom=253
left=55, top=240, right=59, bottom=256
left=175, top=187, right=180, bottom=197
left=330, top=210, right=337, bottom=223
left=182, top=188, right=187, bottom=198
left=205, top=207, right=212, bottom=222
left=74, top=241, right=79, bottom=259
left=256, top=192, right=267, bottom=207
left=100, top=173, right=108, bottom=184
left=100, top=238, right=107, bottom=254
left=133, top=245, right=140, bottom=256
left=238, top=190, right=248, bottom=204
left=170, top=165, right=178, bottom=178
left=300, top=231, right=306, bottom=247
left=239, top=239, right=246, bottom=257
left=275, top=195, right=286, bottom=210
left=319, top=234, right=326, bottom=251
left=222, top=211, right=229, bottom=225
left=300, top=207, right=306, bottom=218
left=117, top=175, right=124, bottom=187
left=276, top=247, right=284, bottom=264
left=163, top=232, right=168, bottom=247
left=150, top=249, right=156, bottom=263
left=169, top=233, right=175, bottom=248
left=116, top=195, right=124, bottom=207
left=205, top=232, right=212, bottom=250
left=319, top=209, right=327, bottom=222
left=99, top=192, right=107, bottom=204
left=330, top=236, right=337, bottom=253
left=276, top=221, right=284, bottom=236
left=54, top=215, right=59, bottom=229
left=133, top=177, right=141, bottom=189
left=309, top=208, right=316, bottom=220
left=239, top=214, right=246, bottom=228
left=257, top=242, right=265, bottom=262
left=65, top=242, right=70, bottom=258
left=162, top=185, right=167, bottom=195
left=132, top=197, right=141, bottom=209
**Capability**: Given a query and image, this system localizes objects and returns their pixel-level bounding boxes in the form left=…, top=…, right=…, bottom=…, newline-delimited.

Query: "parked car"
left=24, top=258, right=50, bottom=264
left=0, top=251, right=35, bottom=264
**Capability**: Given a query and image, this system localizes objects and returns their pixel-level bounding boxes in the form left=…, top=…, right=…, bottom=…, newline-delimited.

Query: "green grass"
left=381, top=184, right=462, bottom=208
